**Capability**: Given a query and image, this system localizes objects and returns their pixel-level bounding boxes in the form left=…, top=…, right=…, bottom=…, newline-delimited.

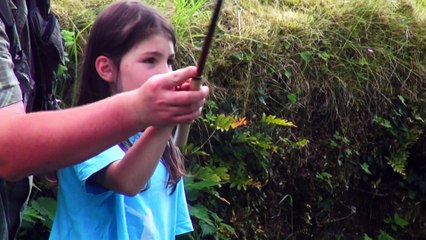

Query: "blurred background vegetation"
left=19, top=0, right=426, bottom=239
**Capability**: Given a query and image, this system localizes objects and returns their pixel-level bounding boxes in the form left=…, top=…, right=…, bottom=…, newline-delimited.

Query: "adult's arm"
left=0, top=66, right=209, bottom=181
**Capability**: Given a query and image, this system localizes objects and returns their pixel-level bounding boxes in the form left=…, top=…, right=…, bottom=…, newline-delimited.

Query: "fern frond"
left=261, top=113, right=296, bottom=127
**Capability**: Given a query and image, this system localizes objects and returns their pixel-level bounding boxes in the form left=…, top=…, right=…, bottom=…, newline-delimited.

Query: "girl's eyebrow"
left=141, top=51, right=175, bottom=58
left=140, top=51, right=162, bottom=57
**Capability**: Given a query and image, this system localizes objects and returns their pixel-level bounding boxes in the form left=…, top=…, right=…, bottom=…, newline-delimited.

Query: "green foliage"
left=316, top=171, right=334, bottom=191
left=261, top=113, right=296, bottom=127
left=183, top=164, right=236, bottom=238
left=360, top=162, right=372, bottom=175
left=22, top=197, right=57, bottom=229
left=384, top=213, right=409, bottom=231
left=185, top=204, right=236, bottom=239
left=361, top=234, right=373, bottom=240
left=330, top=131, right=358, bottom=166
left=378, top=230, right=395, bottom=240
left=182, top=100, right=305, bottom=239
left=51, top=30, right=75, bottom=107
left=185, top=164, right=229, bottom=202
left=18, top=180, right=57, bottom=239
left=170, top=0, right=208, bottom=40
left=372, top=96, right=425, bottom=176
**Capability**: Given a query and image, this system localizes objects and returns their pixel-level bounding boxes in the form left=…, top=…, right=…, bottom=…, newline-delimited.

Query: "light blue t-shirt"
left=50, top=134, right=193, bottom=240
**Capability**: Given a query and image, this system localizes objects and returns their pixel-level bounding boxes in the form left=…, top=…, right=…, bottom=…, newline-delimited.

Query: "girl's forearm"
left=93, top=126, right=174, bottom=196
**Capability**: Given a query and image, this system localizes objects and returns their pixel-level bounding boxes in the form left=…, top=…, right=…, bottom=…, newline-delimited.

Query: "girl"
left=50, top=1, right=196, bottom=239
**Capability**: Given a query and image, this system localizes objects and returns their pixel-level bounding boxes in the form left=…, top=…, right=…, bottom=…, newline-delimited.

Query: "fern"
left=214, top=114, right=238, bottom=131
left=22, top=197, right=57, bottom=229
left=261, top=113, right=296, bottom=127
left=22, top=206, right=45, bottom=223
left=386, top=151, right=410, bottom=176
left=373, top=97, right=425, bottom=176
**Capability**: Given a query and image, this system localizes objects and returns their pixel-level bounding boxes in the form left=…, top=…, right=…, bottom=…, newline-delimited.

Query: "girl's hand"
left=175, top=79, right=192, bottom=91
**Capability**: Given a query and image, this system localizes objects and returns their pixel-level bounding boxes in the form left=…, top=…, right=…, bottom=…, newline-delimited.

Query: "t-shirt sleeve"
left=72, top=145, right=124, bottom=194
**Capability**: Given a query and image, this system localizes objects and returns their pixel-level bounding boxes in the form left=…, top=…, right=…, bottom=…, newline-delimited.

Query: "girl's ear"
left=95, top=56, right=116, bottom=82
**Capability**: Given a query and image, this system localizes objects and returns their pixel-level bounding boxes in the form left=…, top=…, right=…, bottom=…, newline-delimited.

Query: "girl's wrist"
left=146, top=125, right=174, bottom=136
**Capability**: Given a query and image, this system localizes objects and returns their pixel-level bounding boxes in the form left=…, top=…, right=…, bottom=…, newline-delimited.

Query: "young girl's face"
left=114, top=34, right=175, bottom=93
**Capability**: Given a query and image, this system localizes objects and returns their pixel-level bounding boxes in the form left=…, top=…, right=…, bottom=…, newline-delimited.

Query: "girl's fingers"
left=167, top=86, right=208, bottom=107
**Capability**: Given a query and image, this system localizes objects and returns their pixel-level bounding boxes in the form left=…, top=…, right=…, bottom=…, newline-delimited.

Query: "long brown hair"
left=77, top=1, right=185, bottom=190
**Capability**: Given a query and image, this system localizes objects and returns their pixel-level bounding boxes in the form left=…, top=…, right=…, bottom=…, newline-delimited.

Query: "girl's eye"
left=167, top=58, right=175, bottom=66
left=143, top=58, right=156, bottom=64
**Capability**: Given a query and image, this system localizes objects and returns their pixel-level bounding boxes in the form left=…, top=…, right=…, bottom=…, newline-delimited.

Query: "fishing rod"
left=174, top=0, right=224, bottom=147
